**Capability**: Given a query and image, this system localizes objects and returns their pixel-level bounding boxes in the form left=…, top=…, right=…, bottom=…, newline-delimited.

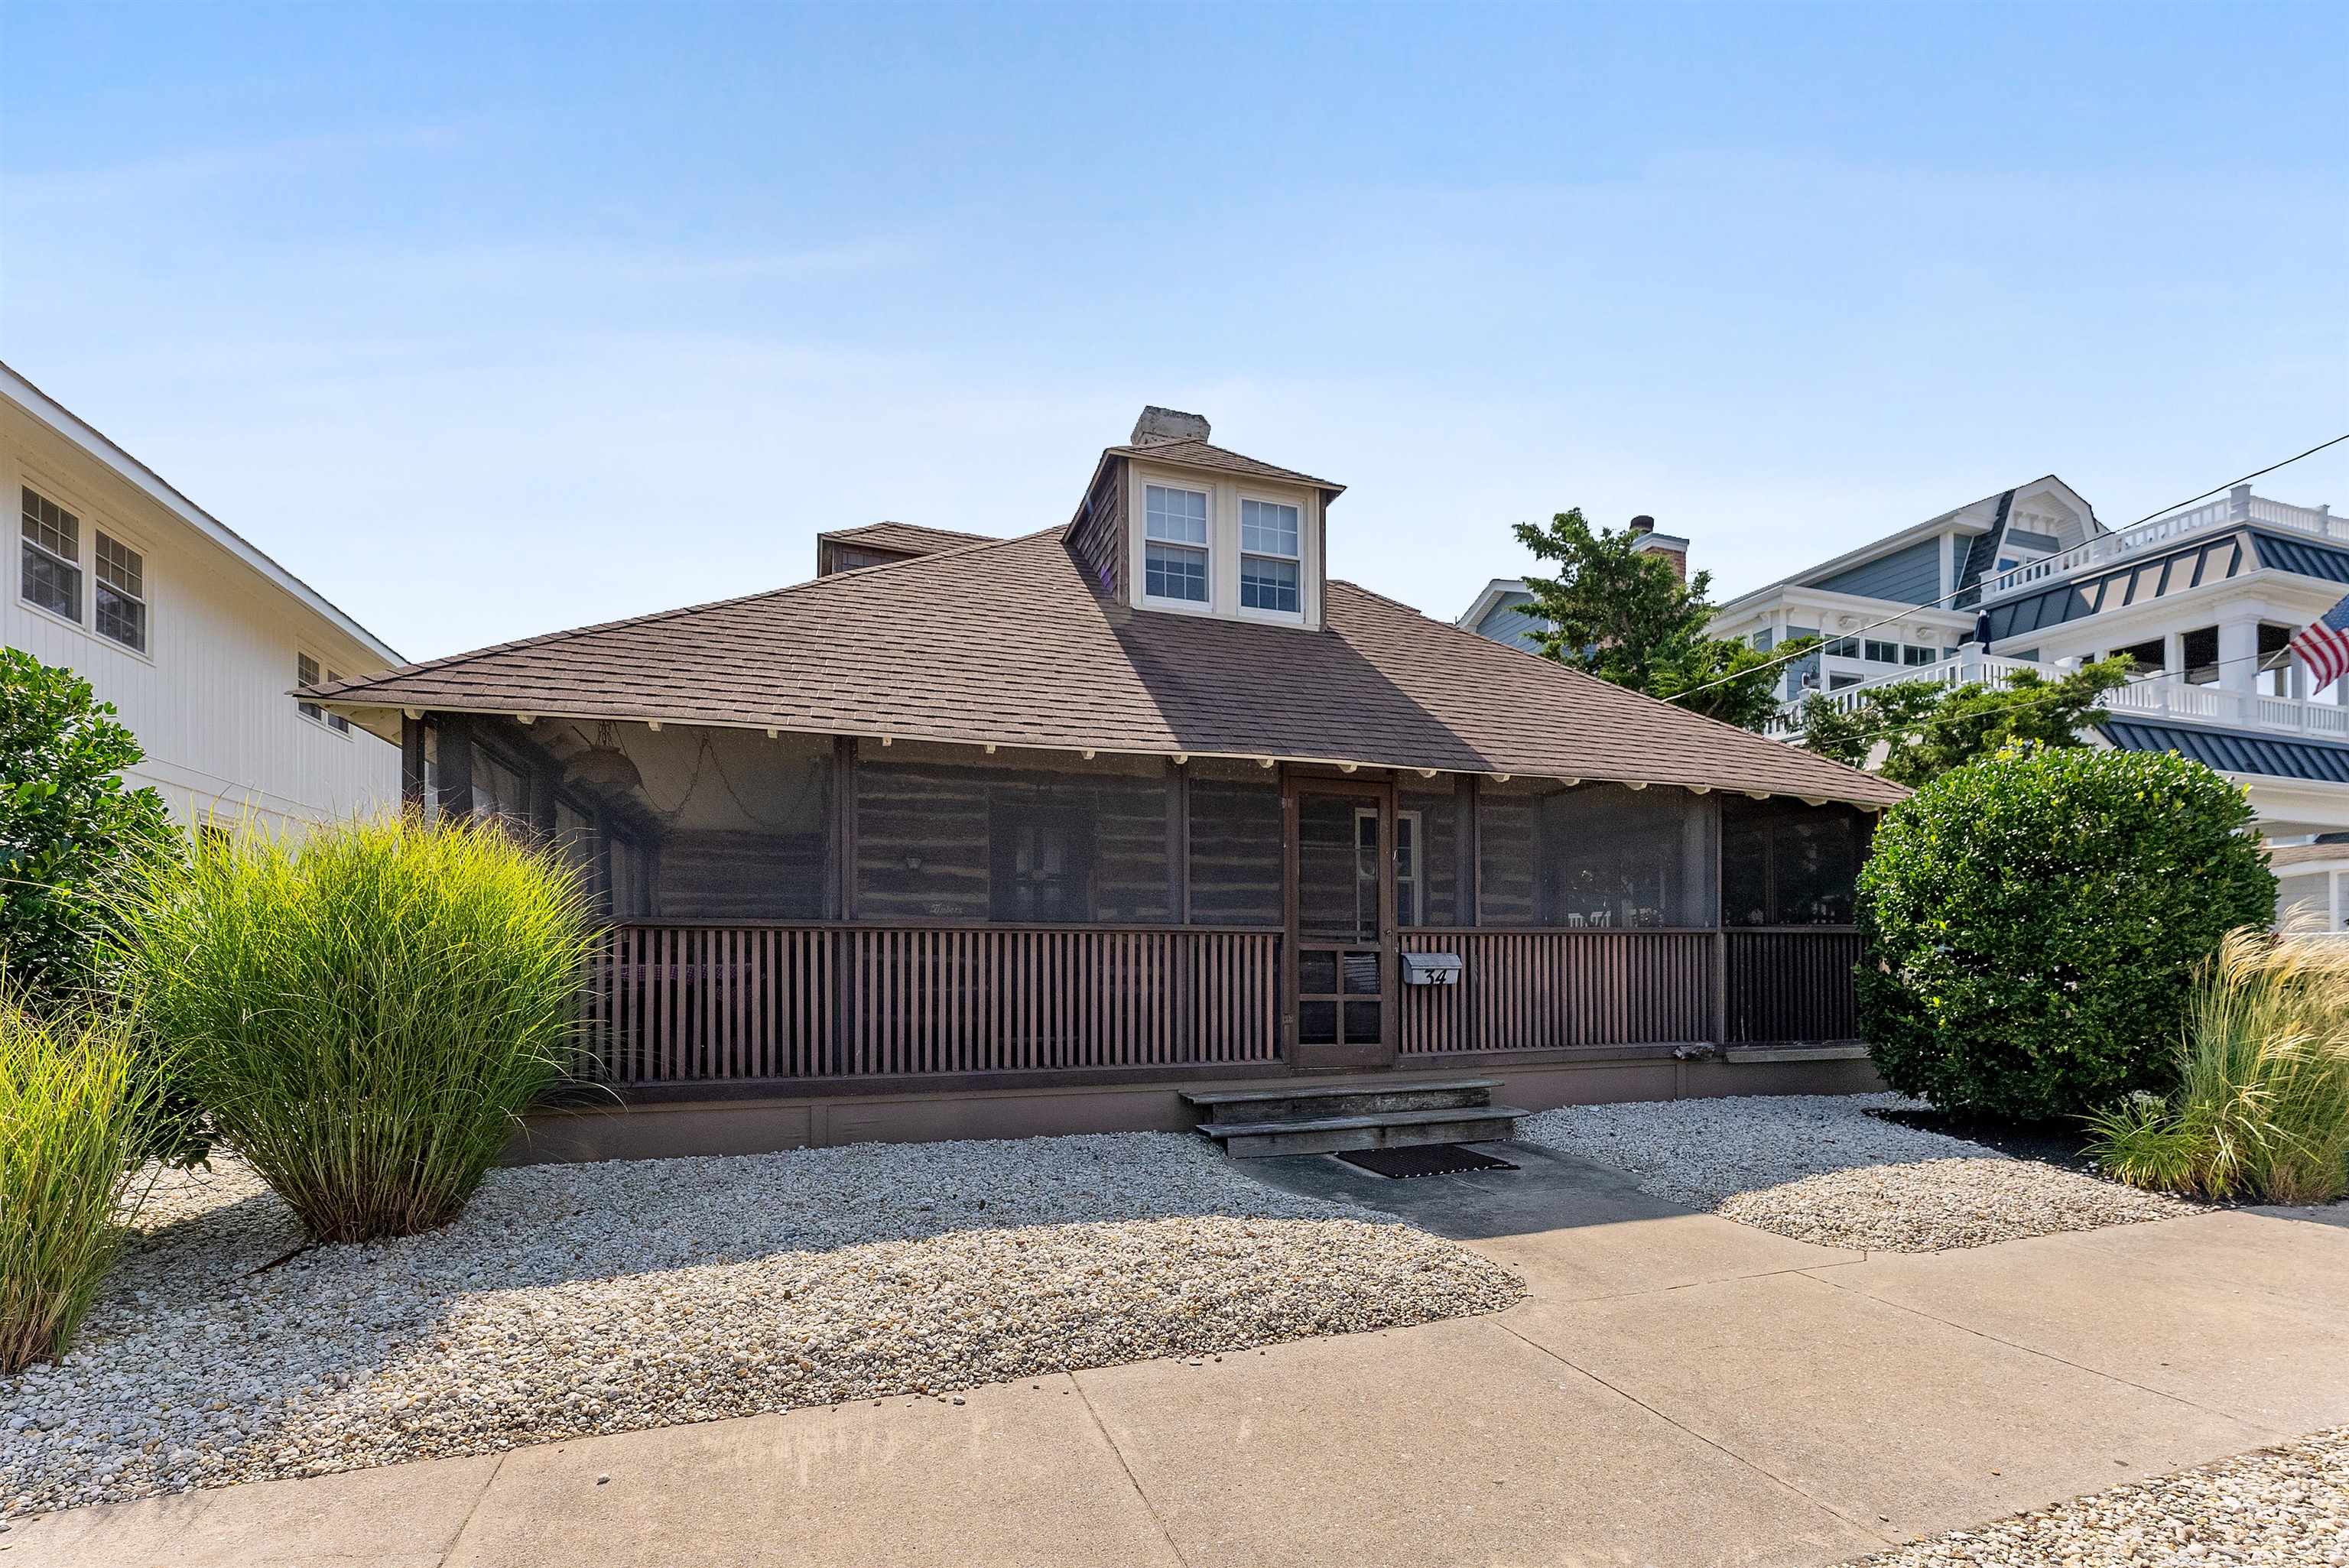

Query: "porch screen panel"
left=1399, top=786, right=1461, bottom=927
left=644, top=732, right=834, bottom=921
left=1186, top=761, right=1283, bottom=927
left=1478, top=779, right=1715, bottom=927
left=858, top=745, right=1170, bottom=924
left=1721, top=796, right=1870, bottom=927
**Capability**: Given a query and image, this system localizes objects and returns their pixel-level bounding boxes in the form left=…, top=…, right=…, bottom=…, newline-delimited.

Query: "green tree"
left=1795, top=654, right=2133, bottom=787
left=0, top=650, right=179, bottom=1006
left=1858, top=745, right=2273, bottom=1120
left=1511, top=509, right=1805, bottom=730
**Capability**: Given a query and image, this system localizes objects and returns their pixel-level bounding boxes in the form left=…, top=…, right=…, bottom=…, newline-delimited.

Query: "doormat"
left=1335, top=1144, right=1519, bottom=1180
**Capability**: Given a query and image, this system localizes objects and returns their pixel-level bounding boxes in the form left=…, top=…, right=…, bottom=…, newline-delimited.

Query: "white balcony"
left=1770, top=650, right=2349, bottom=748
left=1985, top=485, right=2342, bottom=601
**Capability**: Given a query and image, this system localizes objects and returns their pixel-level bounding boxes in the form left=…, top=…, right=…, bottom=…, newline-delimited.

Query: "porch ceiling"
left=306, top=529, right=1905, bottom=809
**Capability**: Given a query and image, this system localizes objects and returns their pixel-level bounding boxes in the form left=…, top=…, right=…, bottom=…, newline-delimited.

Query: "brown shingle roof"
left=1104, top=440, right=1343, bottom=493
left=2266, top=842, right=2349, bottom=868
left=818, top=521, right=995, bottom=558
left=312, top=531, right=1903, bottom=807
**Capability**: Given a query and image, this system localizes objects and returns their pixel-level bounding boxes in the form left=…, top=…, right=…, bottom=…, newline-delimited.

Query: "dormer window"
left=1143, top=483, right=1210, bottom=603
left=1239, top=498, right=1301, bottom=613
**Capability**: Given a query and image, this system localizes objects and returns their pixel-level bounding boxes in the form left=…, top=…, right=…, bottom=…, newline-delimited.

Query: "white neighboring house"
left=3, top=362, right=401, bottom=832
left=1460, top=477, right=2349, bottom=920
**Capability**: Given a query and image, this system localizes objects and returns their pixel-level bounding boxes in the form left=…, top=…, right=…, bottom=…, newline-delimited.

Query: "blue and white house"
left=1460, top=479, right=2349, bottom=878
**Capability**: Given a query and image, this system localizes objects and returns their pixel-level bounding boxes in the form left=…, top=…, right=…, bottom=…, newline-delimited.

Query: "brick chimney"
left=1129, top=406, right=1211, bottom=446
left=1627, top=514, right=1690, bottom=580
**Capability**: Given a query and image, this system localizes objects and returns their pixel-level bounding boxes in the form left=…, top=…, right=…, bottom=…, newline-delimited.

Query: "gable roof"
left=1104, top=438, right=1343, bottom=493
left=310, top=530, right=1902, bottom=807
left=818, top=520, right=995, bottom=558
left=1, top=359, right=402, bottom=664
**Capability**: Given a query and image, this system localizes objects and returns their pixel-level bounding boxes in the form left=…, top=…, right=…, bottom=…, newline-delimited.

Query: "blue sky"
left=3, top=2, right=2344, bottom=662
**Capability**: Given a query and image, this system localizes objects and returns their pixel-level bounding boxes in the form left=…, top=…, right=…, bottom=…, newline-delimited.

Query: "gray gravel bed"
left=1519, top=1093, right=2199, bottom=1251
left=2, top=1134, right=1520, bottom=1517
left=1854, top=1426, right=2349, bottom=1565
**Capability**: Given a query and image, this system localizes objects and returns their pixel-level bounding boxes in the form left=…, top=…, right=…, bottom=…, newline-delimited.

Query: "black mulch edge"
left=1867, top=1106, right=2104, bottom=1176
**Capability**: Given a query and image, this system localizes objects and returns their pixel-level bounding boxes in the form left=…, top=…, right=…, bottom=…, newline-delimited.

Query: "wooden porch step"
left=1180, top=1078, right=1498, bottom=1127
left=1196, top=1104, right=1529, bottom=1159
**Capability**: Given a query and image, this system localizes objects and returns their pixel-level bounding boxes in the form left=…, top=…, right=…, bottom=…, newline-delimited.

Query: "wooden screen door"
left=1283, top=774, right=1397, bottom=1070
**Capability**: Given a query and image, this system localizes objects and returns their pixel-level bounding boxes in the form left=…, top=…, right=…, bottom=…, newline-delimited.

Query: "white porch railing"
left=1987, top=487, right=2342, bottom=600
left=1769, top=651, right=2349, bottom=745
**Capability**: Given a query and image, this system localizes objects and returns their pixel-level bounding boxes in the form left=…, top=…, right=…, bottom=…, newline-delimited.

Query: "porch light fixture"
left=880, top=735, right=893, bottom=746
left=646, top=721, right=663, bottom=732
left=1417, top=768, right=1438, bottom=779
left=1258, top=758, right=1276, bottom=768
left=1081, top=749, right=1097, bottom=760
left=515, top=714, right=536, bottom=726
left=1172, top=753, right=1190, bottom=765
left=1801, top=796, right=1827, bottom=807
left=1491, top=773, right=1512, bottom=783
left=1557, top=777, right=1581, bottom=787
left=404, top=707, right=422, bottom=719
left=567, top=722, right=644, bottom=794
left=1337, top=761, right=1358, bottom=773
left=1626, top=781, right=1649, bottom=791
left=984, top=743, right=998, bottom=755
left=766, top=728, right=780, bottom=739
left=1688, top=784, right=1711, bottom=794
left=1745, top=790, right=1771, bottom=800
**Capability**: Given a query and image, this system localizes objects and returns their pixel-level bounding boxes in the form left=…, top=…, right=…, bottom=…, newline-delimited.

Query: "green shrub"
left=0, top=648, right=179, bottom=1007
left=1857, top=746, right=2273, bottom=1120
left=0, top=996, right=158, bottom=1372
left=2087, top=926, right=2349, bottom=1203
left=115, top=816, right=594, bottom=1243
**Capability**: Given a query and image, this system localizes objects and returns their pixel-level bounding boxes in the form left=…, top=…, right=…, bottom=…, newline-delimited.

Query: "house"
left=304, top=407, right=1903, bottom=1161
left=1455, top=515, right=1691, bottom=652
left=4, top=362, right=402, bottom=833
left=1464, top=476, right=2349, bottom=847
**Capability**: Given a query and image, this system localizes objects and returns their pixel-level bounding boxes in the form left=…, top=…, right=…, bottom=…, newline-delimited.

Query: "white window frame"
left=18, top=481, right=85, bottom=628
left=1354, top=807, right=1424, bottom=930
left=1140, top=482, right=1212, bottom=609
left=15, top=476, right=159, bottom=664
left=1237, top=492, right=1304, bottom=618
left=92, top=528, right=149, bottom=654
left=295, top=650, right=353, bottom=737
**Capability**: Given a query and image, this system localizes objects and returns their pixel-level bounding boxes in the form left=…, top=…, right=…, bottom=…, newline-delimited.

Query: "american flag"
left=2290, top=591, right=2349, bottom=692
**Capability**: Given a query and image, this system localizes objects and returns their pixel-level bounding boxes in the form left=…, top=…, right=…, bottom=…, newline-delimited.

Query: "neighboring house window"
left=20, top=486, right=81, bottom=622
left=1825, top=636, right=1858, bottom=657
left=1143, top=484, right=1209, bottom=602
left=1239, top=498, right=1301, bottom=613
left=296, top=653, right=350, bottom=733
left=1863, top=639, right=1899, bottom=664
left=1902, top=646, right=1936, bottom=667
left=94, top=532, right=147, bottom=652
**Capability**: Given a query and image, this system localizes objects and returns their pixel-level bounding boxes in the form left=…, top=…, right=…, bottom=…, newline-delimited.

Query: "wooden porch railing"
left=582, top=920, right=1865, bottom=1086
left=1397, top=929, right=1717, bottom=1053
left=586, top=923, right=1280, bottom=1085
left=1724, top=927, right=1863, bottom=1044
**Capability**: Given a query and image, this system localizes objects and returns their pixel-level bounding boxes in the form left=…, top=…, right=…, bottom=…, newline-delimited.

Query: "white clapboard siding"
left=2, top=387, right=401, bottom=833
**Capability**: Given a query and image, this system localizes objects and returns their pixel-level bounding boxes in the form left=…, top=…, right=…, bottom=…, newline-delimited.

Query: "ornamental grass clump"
left=116, top=816, right=594, bottom=1243
left=2086, top=924, right=2349, bottom=1205
left=0, top=997, right=158, bottom=1372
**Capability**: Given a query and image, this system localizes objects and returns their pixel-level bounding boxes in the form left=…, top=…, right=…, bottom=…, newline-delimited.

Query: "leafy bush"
left=0, top=649, right=178, bottom=1007
left=2086, top=926, right=2349, bottom=1203
left=0, top=997, right=159, bottom=1372
left=115, top=816, right=594, bottom=1243
left=1857, top=746, right=2273, bottom=1119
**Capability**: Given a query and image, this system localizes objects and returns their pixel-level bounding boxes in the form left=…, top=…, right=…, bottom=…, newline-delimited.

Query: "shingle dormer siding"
left=1067, top=456, right=1125, bottom=601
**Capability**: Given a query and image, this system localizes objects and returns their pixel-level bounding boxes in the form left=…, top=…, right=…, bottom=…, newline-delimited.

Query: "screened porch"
left=408, top=716, right=1873, bottom=1092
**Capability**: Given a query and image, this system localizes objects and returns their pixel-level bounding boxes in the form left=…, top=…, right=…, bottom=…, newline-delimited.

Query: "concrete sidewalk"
left=11, top=1148, right=2347, bottom=1567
